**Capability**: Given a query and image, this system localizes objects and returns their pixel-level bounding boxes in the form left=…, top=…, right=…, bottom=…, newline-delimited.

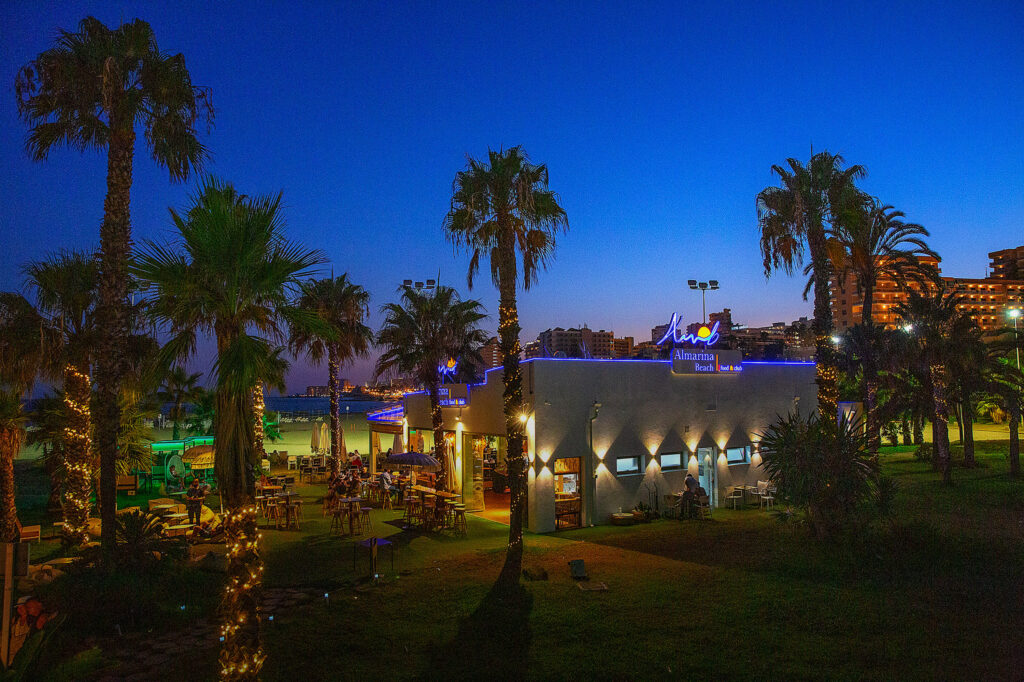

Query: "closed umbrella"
left=310, top=421, right=320, bottom=454
left=320, top=422, right=330, bottom=455
left=392, top=432, right=404, bottom=454
left=338, top=422, right=348, bottom=459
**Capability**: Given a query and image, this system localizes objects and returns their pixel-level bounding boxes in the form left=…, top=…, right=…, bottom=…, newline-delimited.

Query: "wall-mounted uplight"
left=539, top=450, right=551, bottom=464
left=519, top=413, right=528, bottom=424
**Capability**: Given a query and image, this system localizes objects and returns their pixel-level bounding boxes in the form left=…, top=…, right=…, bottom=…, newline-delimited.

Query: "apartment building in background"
left=831, top=247, right=1024, bottom=333
left=532, top=326, right=634, bottom=359
left=479, top=337, right=503, bottom=369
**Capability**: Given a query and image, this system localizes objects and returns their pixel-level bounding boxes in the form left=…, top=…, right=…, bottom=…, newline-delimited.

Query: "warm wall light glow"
left=519, top=413, right=528, bottom=423
left=539, top=450, right=551, bottom=463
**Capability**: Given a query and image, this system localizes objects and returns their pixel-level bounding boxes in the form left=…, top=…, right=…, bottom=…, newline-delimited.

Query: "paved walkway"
left=96, top=587, right=318, bottom=681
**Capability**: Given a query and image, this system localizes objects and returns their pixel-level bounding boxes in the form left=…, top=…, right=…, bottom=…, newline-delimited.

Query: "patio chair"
left=696, top=495, right=713, bottom=519
left=15, top=519, right=41, bottom=544
left=568, top=559, right=589, bottom=581
left=724, top=487, right=743, bottom=510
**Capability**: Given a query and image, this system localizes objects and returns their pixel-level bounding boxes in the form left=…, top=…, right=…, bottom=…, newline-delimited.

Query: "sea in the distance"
left=265, top=396, right=390, bottom=415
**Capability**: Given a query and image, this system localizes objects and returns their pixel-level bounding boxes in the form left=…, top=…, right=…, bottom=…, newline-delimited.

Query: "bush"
left=913, top=443, right=933, bottom=462
left=759, top=412, right=877, bottom=540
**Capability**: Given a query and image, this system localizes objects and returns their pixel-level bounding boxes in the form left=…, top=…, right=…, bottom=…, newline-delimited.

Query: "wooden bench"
left=116, top=474, right=138, bottom=496
left=16, top=520, right=41, bottom=543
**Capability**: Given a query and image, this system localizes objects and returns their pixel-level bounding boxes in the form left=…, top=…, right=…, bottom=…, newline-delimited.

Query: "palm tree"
left=17, top=16, right=213, bottom=556
left=133, top=177, right=320, bottom=679
left=25, top=393, right=67, bottom=513
left=185, top=387, right=215, bottom=436
left=291, top=275, right=373, bottom=473
left=0, top=294, right=55, bottom=542
left=158, top=366, right=203, bottom=440
left=894, top=287, right=972, bottom=484
left=758, top=152, right=865, bottom=422
left=375, top=286, right=487, bottom=489
left=443, top=146, right=568, bottom=587
left=827, top=199, right=937, bottom=449
left=24, top=252, right=99, bottom=545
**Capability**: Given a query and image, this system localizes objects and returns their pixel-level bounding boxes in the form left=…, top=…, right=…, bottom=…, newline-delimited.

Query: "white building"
left=389, top=352, right=817, bottom=533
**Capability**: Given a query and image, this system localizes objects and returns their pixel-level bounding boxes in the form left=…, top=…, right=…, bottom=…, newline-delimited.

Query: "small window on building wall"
left=726, top=446, right=749, bottom=464
left=661, top=453, right=682, bottom=469
left=616, top=456, right=641, bottom=474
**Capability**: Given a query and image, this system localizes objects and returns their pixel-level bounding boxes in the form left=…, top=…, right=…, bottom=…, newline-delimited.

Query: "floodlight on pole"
left=688, top=278, right=720, bottom=322
left=1009, top=308, right=1021, bottom=370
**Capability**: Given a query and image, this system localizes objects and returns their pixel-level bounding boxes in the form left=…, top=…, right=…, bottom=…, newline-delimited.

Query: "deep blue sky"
left=2, top=1, right=1023, bottom=392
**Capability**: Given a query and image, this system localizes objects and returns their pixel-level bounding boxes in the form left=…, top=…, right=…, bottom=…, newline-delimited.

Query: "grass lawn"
left=15, top=440, right=1024, bottom=680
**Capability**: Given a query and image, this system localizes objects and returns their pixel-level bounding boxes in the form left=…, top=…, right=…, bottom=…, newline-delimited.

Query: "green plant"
left=1, top=614, right=66, bottom=681
left=874, top=475, right=898, bottom=520
left=759, top=411, right=877, bottom=540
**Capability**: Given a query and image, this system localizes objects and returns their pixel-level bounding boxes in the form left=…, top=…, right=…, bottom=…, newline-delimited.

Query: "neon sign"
left=655, top=313, right=720, bottom=347
left=438, top=357, right=458, bottom=377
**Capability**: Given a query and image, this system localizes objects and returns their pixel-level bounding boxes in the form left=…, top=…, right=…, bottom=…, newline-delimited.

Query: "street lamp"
left=1009, top=308, right=1021, bottom=370
left=687, top=279, right=719, bottom=323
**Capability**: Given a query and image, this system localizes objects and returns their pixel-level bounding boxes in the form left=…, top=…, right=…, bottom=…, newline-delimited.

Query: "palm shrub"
left=758, top=411, right=877, bottom=540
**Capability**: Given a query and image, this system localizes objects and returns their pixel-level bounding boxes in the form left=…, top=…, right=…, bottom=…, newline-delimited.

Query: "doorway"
left=696, top=447, right=716, bottom=507
left=554, top=457, right=582, bottom=529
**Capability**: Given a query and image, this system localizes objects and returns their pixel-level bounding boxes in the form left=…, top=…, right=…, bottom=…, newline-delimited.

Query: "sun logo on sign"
left=438, top=357, right=459, bottom=378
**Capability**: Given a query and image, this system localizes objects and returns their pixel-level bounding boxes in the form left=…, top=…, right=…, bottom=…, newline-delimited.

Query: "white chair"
left=287, top=455, right=298, bottom=470
left=260, top=458, right=271, bottom=473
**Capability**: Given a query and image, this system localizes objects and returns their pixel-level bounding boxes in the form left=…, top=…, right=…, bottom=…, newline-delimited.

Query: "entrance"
left=463, top=434, right=510, bottom=523
left=696, top=447, right=716, bottom=507
left=554, top=457, right=582, bottom=530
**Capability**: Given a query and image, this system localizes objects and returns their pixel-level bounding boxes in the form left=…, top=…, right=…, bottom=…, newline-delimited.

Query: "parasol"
left=183, top=444, right=215, bottom=470
left=392, top=432, right=404, bottom=454
left=320, top=422, right=330, bottom=454
left=382, top=452, right=441, bottom=471
left=310, top=421, right=321, bottom=453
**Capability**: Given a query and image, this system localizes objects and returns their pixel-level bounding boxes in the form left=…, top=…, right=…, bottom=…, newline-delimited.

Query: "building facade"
left=831, top=249, right=1024, bottom=332
left=479, top=337, right=502, bottom=369
left=399, top=356, right=818, bottom=532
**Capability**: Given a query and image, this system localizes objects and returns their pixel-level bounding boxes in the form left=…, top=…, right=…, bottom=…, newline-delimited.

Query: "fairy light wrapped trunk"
left=61, top=364, right=92, bottom=545
left=328, top=347, right=340, bottom=473
left=497, top=301, right=527, bottom=587
left=215, top=390, right=265, bottom=680
left=252, top=384, right=265, bottom=461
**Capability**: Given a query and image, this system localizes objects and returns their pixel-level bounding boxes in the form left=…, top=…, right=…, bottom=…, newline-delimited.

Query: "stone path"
left=95, top=587, right=318, bottom=681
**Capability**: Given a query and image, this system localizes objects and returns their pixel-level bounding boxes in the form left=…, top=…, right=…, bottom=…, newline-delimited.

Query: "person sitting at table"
left=379, top=469, right=397, bottom=497
left=684, top=473, right=698, bottom=494
left=185, top=479, right=206, bottom=525
left=349, top=451, right=363, bottom=471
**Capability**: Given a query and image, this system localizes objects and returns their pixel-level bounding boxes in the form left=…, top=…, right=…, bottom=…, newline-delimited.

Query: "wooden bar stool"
left=359, top=506, right=373, bottom=534
left=452, top=504, right=468, bottom=535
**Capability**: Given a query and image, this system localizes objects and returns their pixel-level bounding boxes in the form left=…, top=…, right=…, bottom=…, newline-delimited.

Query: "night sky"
left=2, top=1, right=1022, bottom=392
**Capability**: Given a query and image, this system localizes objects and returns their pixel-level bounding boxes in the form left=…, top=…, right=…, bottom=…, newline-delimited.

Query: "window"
left=726, top=446, right=749, bottom=464
left=615, top=456, right=641, bottom=474
left=661, top=453, right=682, bottom=470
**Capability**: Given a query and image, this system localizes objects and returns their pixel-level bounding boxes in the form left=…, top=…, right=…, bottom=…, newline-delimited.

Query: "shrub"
left=759, top=412, right=877, bottom=540
left=913, top=443, right=933, bottom=462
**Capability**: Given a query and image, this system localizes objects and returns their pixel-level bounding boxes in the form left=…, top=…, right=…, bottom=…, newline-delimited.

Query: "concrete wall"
left=404, top=359, right=818, bottom=533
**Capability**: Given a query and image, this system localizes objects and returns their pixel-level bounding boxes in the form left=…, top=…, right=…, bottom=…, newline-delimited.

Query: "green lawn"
left=15, top=442, right=1024, bottom=680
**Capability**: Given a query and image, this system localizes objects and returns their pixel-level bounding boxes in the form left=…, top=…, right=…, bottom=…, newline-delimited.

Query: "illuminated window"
left=725, top=446, right=749, bottom=464
left=661, top=453, right=683, bottom=469
left=615, top=456, right=641, bottom=474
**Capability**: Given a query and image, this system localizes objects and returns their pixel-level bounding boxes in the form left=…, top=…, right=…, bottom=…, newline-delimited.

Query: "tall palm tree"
left=185, top=387, right=215, bottom=436
left=158, top=366, right=204, bottom=440
left=758, top=151, right=865, bottom=422
left=17, top=16, right=213, bottom=557
left=894, top=287, right=972, bottom=484
left=443, top=146, right=568, bottom=587
left=375, top=286, right=487, bottom=489
left=24, top=252, right=99, bottom=545
left=827, top=199, right=937, bottom=449
left=133, top=177, right=320, bottom=679
left=0, top=294, right=55, bottom=542
left=291, top=275, right=372, bottom=473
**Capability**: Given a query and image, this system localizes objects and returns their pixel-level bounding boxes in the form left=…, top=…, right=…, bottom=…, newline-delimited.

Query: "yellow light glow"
left=539, top=450, right=551, bottom=463
left=519, top=413, right=528, bottom=423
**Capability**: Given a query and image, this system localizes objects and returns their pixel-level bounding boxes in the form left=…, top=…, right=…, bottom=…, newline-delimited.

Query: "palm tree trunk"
left=901, top=416, right=911, bottom=445
left=95, top=125, right=135, bottom=559
left=864, top=368, right=879, bottom=452
left=0, top=426, right=23, bottom=543
left=807, top=226, right=837, bottom=422
left=328, top=345, right=340, bottom=474
left=427, top=377, right=447, bottom=491
left=252, top=384, right=265, bottom=464
left=1009, top=399, right=1020, bottom=478
left=913, top=414, right=924, bottom=445
left=961, top=387, right=976, bottom=467
left=861, top=281, right=874, bottom=326
left=929, top=363, right=953, bottom=484
left=214, top=382, right=265, bottom=680
left=62, top=364, right=93, bottom=545
left=496, top=251, right=527, bottom=589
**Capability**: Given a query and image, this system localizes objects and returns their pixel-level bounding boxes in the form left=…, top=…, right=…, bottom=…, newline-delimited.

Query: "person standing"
left=185, top=478, right=206, bottom=525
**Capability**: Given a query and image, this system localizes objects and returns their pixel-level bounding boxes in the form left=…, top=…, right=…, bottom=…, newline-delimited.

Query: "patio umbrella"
left=338, top=422, right=348, bottom=459
left=182, top=444, right=215, bottom=470
left=320, top=422, right=330, bottom=454
left=392, top=432, right=404, bottom=453
left=382, top=452, right=441, bottom=471
left=310, top=421, right=321, bottom=453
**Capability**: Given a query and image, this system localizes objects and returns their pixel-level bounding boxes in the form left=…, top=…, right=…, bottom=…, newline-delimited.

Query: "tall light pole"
left=403, top=278, right=436, bottom=292
left=1009, top=308, right=1021, bottom=370
left=687, top=279, right=719, bottom=323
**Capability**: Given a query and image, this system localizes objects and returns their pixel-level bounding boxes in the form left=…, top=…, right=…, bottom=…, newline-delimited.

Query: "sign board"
left=438, top=384, right=469, bottom=407
left=671, top=348, right=743, bottom=374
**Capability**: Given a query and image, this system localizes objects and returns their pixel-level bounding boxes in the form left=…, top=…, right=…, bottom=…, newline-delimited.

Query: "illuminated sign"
left=438, top=384, right=469, bottom=406
left=656, top=313, right=720, bottom=347
left=671, top=348, right=742, bottom=374
left=438, top=357, right=458, bottom=378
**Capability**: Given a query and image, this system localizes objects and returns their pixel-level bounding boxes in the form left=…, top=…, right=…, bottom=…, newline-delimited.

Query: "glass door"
left=696, top=447, right=716, bottom=507
left=553, top=457, right=582, bottom=529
